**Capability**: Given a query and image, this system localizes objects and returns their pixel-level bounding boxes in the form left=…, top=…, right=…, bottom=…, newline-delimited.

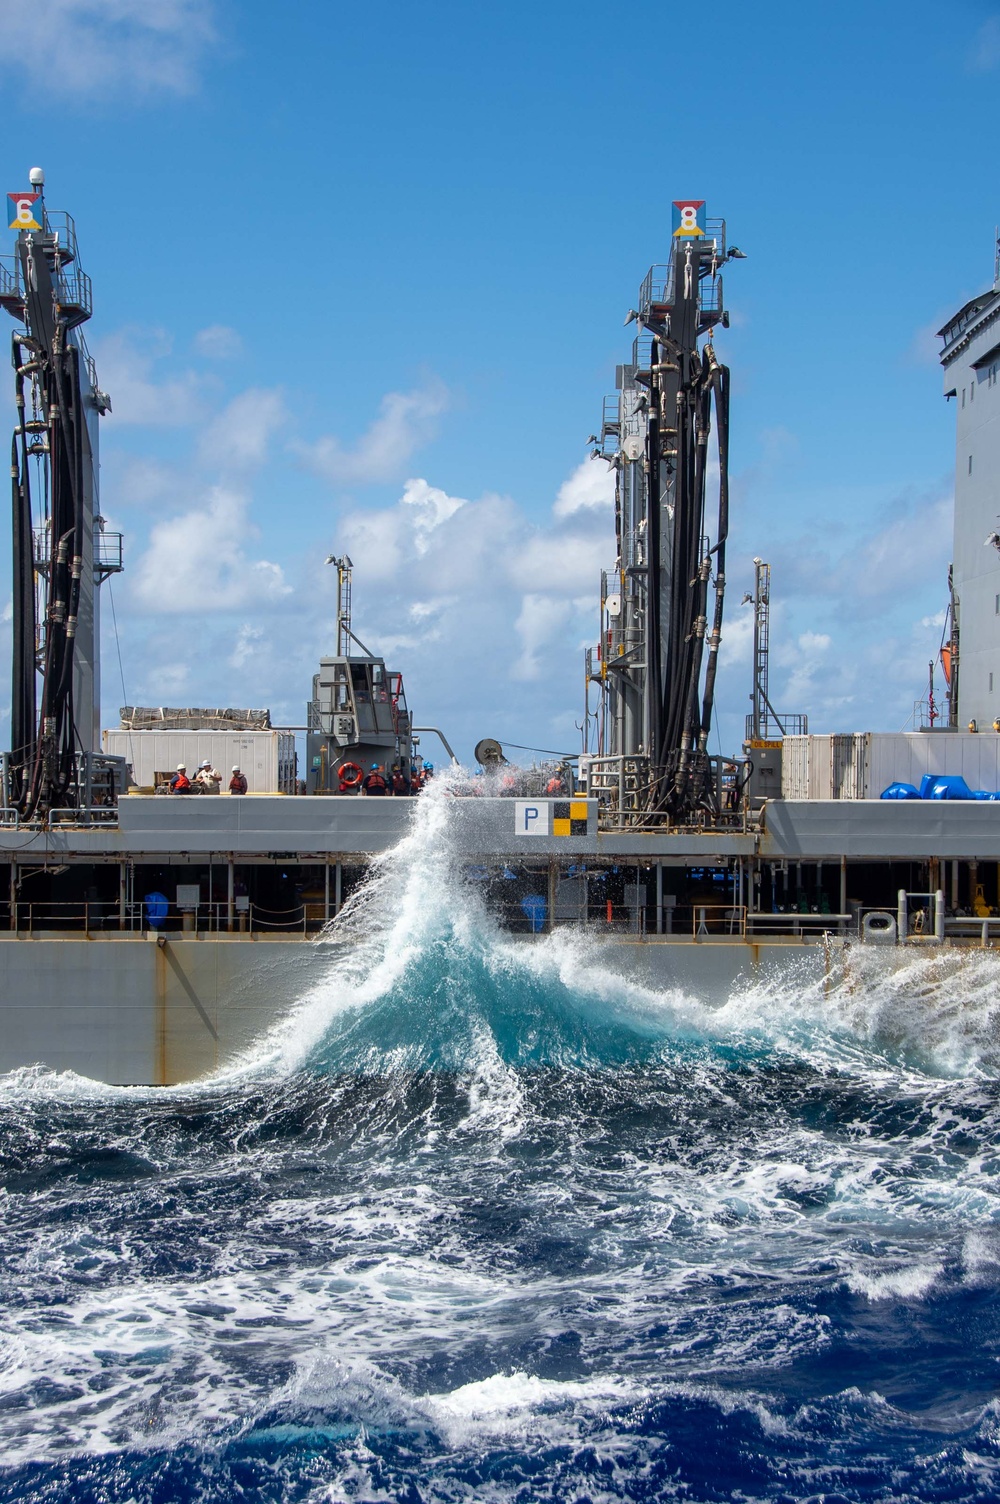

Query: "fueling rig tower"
left=0, top=170, right=122, bottom=819
left=586, top=201, right=745, bottom=824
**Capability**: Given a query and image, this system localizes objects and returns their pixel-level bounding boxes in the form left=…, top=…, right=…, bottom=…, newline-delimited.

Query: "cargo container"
left=781, top=731, right=1000, bottom=801
left=781, top=735, right=865, bottom=800
left=102, top=730, right=296, bottom=794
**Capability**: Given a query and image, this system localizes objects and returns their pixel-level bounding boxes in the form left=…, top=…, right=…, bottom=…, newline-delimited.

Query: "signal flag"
left=8, top=193, right=41, bottom=231
left=672, top=200, right=706, bottom=238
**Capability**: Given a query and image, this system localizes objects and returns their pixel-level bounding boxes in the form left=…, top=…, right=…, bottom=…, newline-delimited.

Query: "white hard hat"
left=200, top=759, right=211, bottom=768
left=231, top=765, right=240, bottom=772
left=176, top=764, right=186, bottom=771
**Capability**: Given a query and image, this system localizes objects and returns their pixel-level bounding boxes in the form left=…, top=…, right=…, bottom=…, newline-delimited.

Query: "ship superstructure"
left=306, top=556, right=418, bottom=792
left=938, top=258, right=1000, bottom=729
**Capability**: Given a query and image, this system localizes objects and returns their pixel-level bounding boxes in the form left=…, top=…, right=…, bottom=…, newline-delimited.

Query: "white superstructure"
left=939, top=267, right=1000, bottom=727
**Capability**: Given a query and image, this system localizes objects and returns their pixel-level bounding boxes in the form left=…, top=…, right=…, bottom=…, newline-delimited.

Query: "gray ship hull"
left=0, top=928, right=977, bottom=1087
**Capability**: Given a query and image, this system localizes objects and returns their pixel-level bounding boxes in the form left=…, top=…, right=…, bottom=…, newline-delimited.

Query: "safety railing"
left=0, top=258, right=19, bottom=306
left=96, top=530, right=124, bottom=573
left=49, top=806, right=119, bottom=826
left=8, top=902, right=141, bottom=936
left=631, top=328, right=654, bottom=374
left=42, top=210, right=80, bottom=266
left=686, top=903, right=747, bottom=939
left=586, top=755, right=653, bottom=829
left=743, top=712, right=808, bottom=741
left=944, top=916, right=1000, bottom=947
left=639, top=263, right=672, bottom=311
left=55, top=266, right=92, bottom=325
left=0, top=230, right=90, bottom=324
left=600, top=393, right=619, bottom=444
left=747, top=911, right=854, bottom=939
left=0, top=899, right=336, bottom=937
left=145, top=900, right=329, bottom=935
left=585, top=755, right=746, bottom=832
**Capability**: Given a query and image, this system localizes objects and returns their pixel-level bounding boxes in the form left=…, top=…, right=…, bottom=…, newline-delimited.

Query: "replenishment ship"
left=1, top=175, right=999, bottom=1085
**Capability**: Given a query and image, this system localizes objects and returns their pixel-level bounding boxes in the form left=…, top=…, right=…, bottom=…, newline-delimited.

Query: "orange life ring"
left=338, top=761, right=362, bottom=788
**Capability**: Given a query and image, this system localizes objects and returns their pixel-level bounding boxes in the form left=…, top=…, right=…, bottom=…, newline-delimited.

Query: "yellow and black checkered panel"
left=552, top=800, right=590, bottom=837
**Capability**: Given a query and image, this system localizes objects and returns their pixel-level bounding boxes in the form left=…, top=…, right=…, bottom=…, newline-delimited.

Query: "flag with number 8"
left=672, top=200, right=706, bottom=238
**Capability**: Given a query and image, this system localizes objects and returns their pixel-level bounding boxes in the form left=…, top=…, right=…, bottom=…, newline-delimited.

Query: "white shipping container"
left=780, top=736, right=812, bottom=801
left=781, top=731, right=1000, bottom=800
left=862, top=731, right=1000, bottom=798
left=781, top=735, right=862, bottom=799
left=102, top=730, right=296, bottom=794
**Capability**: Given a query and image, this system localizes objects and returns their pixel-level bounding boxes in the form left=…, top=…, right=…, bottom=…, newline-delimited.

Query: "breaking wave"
left=2, top=776, right=1000, bottom=1500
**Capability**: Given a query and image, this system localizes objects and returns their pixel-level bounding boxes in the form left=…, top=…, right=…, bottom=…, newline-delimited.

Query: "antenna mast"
left=749, top=558, right=770, bottom=740
left=326, top=554, right=353, bottom=656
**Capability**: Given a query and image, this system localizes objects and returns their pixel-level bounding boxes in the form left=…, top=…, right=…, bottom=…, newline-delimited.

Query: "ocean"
left=2, top=787, right=1000, bottom=1502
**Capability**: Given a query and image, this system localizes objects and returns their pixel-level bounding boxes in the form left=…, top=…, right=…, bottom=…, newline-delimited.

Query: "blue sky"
left=2, top=0, right=999, bottom=761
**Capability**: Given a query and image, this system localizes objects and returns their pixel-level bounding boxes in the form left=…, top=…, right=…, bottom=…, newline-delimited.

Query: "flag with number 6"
left=8, top=193, right=41, bottom=231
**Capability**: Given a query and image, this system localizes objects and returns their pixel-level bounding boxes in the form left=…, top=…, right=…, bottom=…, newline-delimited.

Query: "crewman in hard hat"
left=361, top=763, right=388, bottom=795
left=169, top=764, right=191, bottom=794
left=229, top=765, right=248, bottom=795
left=195, top=758, right=221, bottom=793
left=421, top=761, right=435, bottom=785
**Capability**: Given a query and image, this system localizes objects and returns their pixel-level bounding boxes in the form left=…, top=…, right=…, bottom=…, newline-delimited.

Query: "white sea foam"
left=843, top=1262, right=944, bottom=1302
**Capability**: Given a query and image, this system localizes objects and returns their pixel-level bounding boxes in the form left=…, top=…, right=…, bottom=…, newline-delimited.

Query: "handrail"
left=748, top=911, right=853, bottom=927
left=1, top=898, right=325, bottom=937
left=691, top=903, right=746, bottom=939
left=49, top=807, right=119, bottom=825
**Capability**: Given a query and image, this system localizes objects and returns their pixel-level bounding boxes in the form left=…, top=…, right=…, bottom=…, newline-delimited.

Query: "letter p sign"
left=515, top=801, right=550, bottom=835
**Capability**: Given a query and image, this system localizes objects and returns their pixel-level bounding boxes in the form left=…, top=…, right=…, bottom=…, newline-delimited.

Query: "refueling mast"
left=0, top=169, right=123, bottom=820
left=584, top=201, right=745, bottom=826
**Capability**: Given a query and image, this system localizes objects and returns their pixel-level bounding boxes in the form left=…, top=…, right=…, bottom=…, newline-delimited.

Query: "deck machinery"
left=0, top=170, right=122, bottom=819
left=586, top=203, right=744, bottom=826
left=306, top=555, right=418, bottom=792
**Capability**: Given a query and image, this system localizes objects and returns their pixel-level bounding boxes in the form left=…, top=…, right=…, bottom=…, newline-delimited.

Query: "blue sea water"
left=3, top=789, right=1000, bottom=1500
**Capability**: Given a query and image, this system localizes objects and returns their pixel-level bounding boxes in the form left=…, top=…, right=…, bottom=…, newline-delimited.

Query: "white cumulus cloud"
left=92, top=328, right=205, bottom=427
left=401, top=478, right=467, bottom=554
left=512, top=595, right=575, bottom=681
left=0, top=0, right=216, bottom=98
left=196, top=388, right=286, bottom=475
left=299, top=382, right=449, bottom=487
left=553, top=458, right=616, bottom=518
left=130, top=486, right=292, bottom=614
left=194, top=325, right=243, bottom=361
left=229, top=624, right=264, bottom=669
